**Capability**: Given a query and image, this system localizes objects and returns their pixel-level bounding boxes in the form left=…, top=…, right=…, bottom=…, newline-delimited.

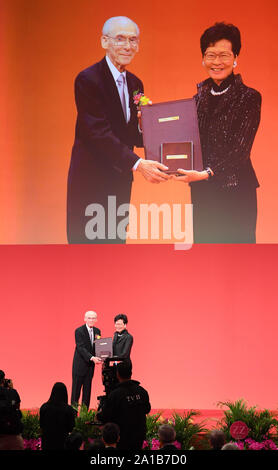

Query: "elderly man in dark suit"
left=67, top=16, right=169, bottom=244
left=71, top=311, right=102, bottom=409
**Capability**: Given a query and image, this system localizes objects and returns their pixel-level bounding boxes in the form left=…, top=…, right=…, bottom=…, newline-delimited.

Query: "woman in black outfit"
left=39, top=382, right=76, bottom=450
left=175, top=23, right=261, bottom=243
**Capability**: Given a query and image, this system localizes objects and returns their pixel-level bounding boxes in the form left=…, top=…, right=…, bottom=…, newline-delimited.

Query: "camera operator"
left=97, top=315, right=133, bottom=406
left=113, top=314, right=133, bottom=359
left=97, top=360, right=151, bottom=451
left=0, top=370, right=24, bottom=450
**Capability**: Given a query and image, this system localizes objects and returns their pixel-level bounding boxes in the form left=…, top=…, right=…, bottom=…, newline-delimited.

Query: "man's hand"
left=90, top=356, right=102, bottom=364
left=136, top=159, right=171, bottom=183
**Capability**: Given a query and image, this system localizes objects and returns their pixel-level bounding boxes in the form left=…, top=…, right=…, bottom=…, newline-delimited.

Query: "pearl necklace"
left=210, top=85, right=231, bottom=96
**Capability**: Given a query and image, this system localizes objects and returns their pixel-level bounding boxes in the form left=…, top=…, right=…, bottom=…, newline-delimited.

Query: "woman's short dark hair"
left=114, top=313, right=128, bottom=324
left=200, top=22, right=241, bottom=56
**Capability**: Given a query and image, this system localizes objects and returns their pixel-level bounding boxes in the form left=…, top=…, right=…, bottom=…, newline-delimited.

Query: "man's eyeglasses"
left=105, top=35, right=139, bottom=48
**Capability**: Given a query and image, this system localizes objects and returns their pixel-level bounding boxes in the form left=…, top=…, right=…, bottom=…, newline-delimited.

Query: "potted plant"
left=217, top=399, right=278, bottom=449
left=21, top=410, right=41, bottom=450
left=72, top=404, right=102, bottom=448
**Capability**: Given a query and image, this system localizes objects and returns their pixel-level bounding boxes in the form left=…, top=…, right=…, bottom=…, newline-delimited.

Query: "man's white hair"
left=84, top=310, right=97, bottom=319
left=102, top=16, right=140, bottom=37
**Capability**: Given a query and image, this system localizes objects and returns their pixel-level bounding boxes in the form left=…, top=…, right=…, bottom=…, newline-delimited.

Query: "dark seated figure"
left=102, top=422, right=120, bottom=449
left=0, top=370, right=24, bottom=450
left=157, top=424, right=178, bottom=452
left=209, top=430, right=225, bottom=450
left=87, top=438, right=105, bottom=451
left=39, top=382, right=76, bottom=450
left=64, top=431, right=83, bottom=450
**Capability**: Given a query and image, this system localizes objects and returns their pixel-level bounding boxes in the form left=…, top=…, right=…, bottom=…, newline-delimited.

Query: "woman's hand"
left=173, top=169, right=210, bottom=183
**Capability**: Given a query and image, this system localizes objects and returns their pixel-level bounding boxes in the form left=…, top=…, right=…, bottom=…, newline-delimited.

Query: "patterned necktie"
left=117, top=74, right=127, bottom=122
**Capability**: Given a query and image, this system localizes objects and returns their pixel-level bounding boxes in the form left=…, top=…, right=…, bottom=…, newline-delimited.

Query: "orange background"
left=1, top=0, right=278, bottom=243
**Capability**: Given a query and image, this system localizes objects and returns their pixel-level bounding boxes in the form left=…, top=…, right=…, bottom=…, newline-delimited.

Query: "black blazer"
left=67, top=57, right=144, bottom=207
left=72, top=325, right=101, bottom=376
left=112, top=330, right=133, bottom=359
left=194, top=74, right=261, bottom=189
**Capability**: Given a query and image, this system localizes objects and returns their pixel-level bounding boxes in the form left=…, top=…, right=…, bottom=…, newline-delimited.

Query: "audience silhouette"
left=39, top=382, right=76, bottom=450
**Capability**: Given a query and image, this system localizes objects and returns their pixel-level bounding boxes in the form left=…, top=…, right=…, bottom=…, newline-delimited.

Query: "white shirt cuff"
left=133, top=158, right=142, bottom=170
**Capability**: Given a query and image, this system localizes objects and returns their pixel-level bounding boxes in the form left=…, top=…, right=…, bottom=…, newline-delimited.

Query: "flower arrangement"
left=143, top=438, right=181, bottom=450
left=171, top=410, right=208, bottom=450
left=133, top=90, right=151, bottom=109
left=21, top=410, right=41, bottom=450
left=23, top=437, right=42, bottom=450
left=143, top=410, right=208, bottom=450
left=72, top=403, right=101, bottom=448
left=18, top=400, right=278, bottom=450
left=235, top=438, right=278, bottom=450
left=216, top=399, right=278, bottom=450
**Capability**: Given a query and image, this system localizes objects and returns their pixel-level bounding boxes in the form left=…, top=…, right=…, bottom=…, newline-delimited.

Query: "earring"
left=233, top=60, right=237, bottom=68
left=202, top=60, right=205, bottom=66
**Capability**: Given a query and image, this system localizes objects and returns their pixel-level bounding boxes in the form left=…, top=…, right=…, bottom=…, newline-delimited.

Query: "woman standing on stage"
left=175, top=22, right=261, bottom=243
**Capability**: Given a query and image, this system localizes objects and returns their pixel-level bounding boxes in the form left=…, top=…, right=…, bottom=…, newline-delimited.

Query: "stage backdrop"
left=0, top=244, right=277, bottom=410
left=1, top=0, right=278, bottom=243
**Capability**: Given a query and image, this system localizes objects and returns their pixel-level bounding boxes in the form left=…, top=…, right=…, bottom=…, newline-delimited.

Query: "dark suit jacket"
left=72, top=325, right=101, bottom=377
left=67, top=57, right=144, bottom=242
left=158, top=444, right=179, bottom=453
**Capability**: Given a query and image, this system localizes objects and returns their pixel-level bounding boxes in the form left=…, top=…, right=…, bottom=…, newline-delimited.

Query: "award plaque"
left=94, top=337, right=113, bottom=359
left=161, top=141, right=193, bottom=174
left=141, top=98, right=203, bottom=173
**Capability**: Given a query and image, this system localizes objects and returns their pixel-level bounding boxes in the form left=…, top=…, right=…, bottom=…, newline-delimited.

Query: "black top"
left=97, top=379, right=151, bottom=450
left=194, top=74, right=261, bottom=189
left=159, top=443, right=179, bottom=453
left=0, top=386, right=22, bottom=434
left=39, top=402, right=76, bottom=450
left=112, top=329, right=133, bottom=359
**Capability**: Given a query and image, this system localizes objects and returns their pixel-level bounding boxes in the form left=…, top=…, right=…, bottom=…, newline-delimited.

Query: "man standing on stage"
left=67, top=15, right=169, bottom=244
left=71, top=311, right=102, bottom=408
left=113, top=313, right=133, bottom=359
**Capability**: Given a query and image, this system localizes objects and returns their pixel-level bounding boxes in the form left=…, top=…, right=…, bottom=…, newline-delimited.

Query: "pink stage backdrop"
left=0, top=244, right=277, bottom=410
